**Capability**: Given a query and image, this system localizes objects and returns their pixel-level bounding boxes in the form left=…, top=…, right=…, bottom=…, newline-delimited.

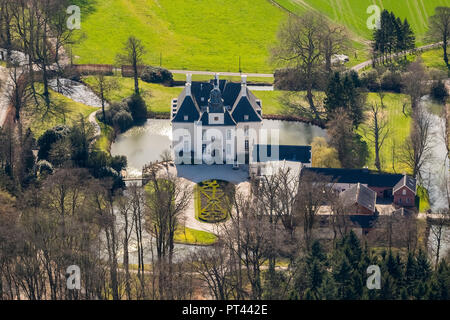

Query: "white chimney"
left=214, top=73, right=220, bottom=88
left=241, top=75, right=247, bottom=96
left=186, top=73, right=192, bottom=95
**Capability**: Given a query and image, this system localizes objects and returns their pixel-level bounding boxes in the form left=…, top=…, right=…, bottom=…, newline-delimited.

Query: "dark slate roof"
left=172, top=92, right=200, bottom=123
left=302, top=167, right=405, bottom=188
left=393, top=175, right=417, bottom=194
left=368, top=173, right=404, bottom=188
left=253, top=145, right=311, bottom=163
left=231, top=93, right=262, bottom=123
left=350, top=215, right=379, bottom=229
left=198, top=111, right=237, bottom=126
left=173, top=79, right=261, bottom=124
left=303, top=168, right=370, bottom=184
left=340, top=183, right=377, bottom=212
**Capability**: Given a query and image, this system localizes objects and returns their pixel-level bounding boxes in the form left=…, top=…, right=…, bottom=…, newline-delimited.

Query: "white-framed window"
left=227, top=130, right=232, bottom=140
left=244, top=115, right=249, bottom=121
left=402, top=189, right=406, bottom=195
left=184, top=115, right=188, bottom=121
left=244, top=126, right=249, bottom=136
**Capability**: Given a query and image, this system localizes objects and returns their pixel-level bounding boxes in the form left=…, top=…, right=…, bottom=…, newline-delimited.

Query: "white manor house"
left=171, top=74, right=312, bottom=172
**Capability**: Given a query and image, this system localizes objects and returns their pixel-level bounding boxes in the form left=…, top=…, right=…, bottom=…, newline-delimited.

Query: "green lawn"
left=174, top=225, right=217, bottom=246
left=23, top=87, right=97, bottom=138
left=417, top=185, right=431, bottom=212
left=83, top=76, right=183, bottom=114
left=95, top=121, right=114, bottom=153
left=83, top=76, right=287, bottom=116
left=277, top=0, right=446, bottom=43
left=72, top=0, right=444, bottom=72
left=172, top=73, right=274, bottom=84
left=72, top=0, right=286, bottom=73
left=358, top=92, right=412, bottom=174
left=420, top=47, right=449, bottom=73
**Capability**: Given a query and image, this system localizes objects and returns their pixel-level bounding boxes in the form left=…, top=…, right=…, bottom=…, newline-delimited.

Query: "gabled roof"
left=172, top=92, right=200, bottom=123
left=173, top=78, right=261, bottom=124
left=393, top=175, right=417, bottom=194
left=253, top=145, right=311, bottom=163
left=340, top=183, right=377, bottom=212
left=231, top=90, right=262, bottom=122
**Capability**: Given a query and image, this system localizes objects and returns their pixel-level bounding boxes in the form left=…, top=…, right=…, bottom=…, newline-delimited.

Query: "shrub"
left=37, top=125, right=71, bottom=160
left=110, top=155, right=127, bottom=173
left=274, top=68, right=325, bottom=91
left=430, top=80, right=448, bottom=102
left=360, top=70, right=380, bottom=92
left=380, top=70, right=402, bottom=92
left=112, top=110, right=133, bottom=132
left=141, top=66, right=173, bottom=85
left=126, top=94, right=147, bottom=124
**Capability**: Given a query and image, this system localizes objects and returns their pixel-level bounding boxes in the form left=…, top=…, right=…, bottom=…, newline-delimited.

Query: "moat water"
left=111, top=119, right=327, bottom=177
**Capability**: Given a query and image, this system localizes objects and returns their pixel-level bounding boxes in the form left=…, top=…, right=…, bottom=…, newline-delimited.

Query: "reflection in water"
left=419, top=96, right=449, bottom=212
left=419, top=96, right=450, bottom=262
left=111, top=119, right=327, bottom=177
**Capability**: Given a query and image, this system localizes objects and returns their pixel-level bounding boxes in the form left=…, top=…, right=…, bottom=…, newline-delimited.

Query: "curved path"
left=351, top=42, right=443, bottom=72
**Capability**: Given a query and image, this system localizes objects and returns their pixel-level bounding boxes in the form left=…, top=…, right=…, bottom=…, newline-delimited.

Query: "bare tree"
left=190, top=241, right=233, bottom=300
left=402, top=59, right=428, bottom=110
left=321, top=23, right=350, bottom=74
left=427, top=7, right=450, bottom=69
left=117, top=36, right=146, bottom=95
left=400, top=107, right=434, bottom=180
left=271, top=12, right=326, bottom=121
left=363, top=96, right=390, bottom=172
left=144, top=163, right=191, bottom=299
left=91, top=74, right=119, bottom=123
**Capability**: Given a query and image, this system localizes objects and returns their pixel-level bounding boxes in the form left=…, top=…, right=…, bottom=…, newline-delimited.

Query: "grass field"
left=72, top=0, right=446, bottom=72
left=358, top=92, right=412, bottom=174
left=275, top=0, right=447, bottom=43
left=83, top=76, right=287, bottom=115
left=23, top=87, right=97, bottom=138
left=420, top=48, right=449, bottom=72
left=174, top=225, right=217, bottom=246
left=83, top=76, right=182, bottom=114
left=72, top=0, right=286, bottom=73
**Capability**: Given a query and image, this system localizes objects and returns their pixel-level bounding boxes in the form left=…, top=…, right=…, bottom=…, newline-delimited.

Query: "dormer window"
left=244, top=115, right=249, bottom=121
left=184, top=115, right=188, bottom=121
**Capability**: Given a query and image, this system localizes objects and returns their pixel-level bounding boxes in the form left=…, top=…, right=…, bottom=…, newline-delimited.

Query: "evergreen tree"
left=373, top=10, right=415, bottom=65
